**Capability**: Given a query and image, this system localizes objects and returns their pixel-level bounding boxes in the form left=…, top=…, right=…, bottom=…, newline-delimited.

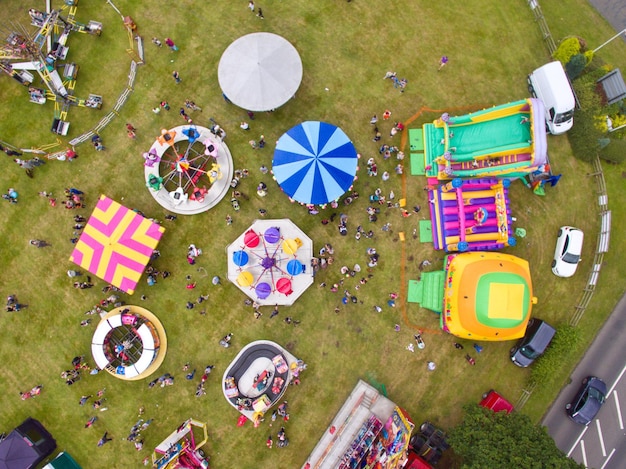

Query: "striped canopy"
left=272, top=121, right=358, bottom=205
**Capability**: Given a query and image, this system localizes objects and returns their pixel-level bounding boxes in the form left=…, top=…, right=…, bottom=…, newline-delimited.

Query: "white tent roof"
left=218, top=33, right=303, bottom=112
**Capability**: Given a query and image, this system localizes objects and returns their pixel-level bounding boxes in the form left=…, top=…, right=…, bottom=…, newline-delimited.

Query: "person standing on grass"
left=438, top=55, right=448, bottom=71
left=248, top=1, right=255, bottom=11
left=172, top=71, right=181, bottom=84
left=165, top=38, right=178, bottom=51
left=257, top=8, right=264, bottom=19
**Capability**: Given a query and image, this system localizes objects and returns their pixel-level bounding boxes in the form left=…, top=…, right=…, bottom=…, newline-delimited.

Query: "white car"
left=552, top=226, right=584, bottom=277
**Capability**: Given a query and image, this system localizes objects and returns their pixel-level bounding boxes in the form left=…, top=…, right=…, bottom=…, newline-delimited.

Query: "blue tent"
left=272, top=121, right=358, bottom=205
left=0, top=418, right=56, bottom=469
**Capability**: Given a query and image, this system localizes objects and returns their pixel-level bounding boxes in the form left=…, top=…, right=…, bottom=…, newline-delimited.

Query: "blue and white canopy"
left=272, top=121, right=358, bottom=205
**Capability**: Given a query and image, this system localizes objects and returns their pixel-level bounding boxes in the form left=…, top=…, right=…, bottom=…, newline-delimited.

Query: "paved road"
left=542, top=293, right=626, bottom=469
left=588, top=0, right=626, bottom=42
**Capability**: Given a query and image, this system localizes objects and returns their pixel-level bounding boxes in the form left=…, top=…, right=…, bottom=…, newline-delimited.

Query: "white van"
left=528, top=61, right=576, bottom=135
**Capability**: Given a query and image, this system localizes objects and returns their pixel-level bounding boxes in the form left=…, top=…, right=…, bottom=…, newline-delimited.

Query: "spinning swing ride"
left=144, top=125, right=234, bottom=215
left=226, top=219, right=314, bottom=306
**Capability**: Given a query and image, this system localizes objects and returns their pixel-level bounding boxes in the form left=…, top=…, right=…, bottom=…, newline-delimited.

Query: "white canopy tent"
left=218, top=33, right=303, bottom=112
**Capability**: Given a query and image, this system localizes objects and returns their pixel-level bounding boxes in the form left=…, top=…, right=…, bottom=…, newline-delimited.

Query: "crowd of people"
left=1, top=10, right=432, bottom=459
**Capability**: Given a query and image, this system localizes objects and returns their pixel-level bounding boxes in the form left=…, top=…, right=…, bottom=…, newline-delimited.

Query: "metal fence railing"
left=67, top=5, right=140, bottom=148
left=570, top=156, right=611, bottom=326
left=527, top=0, right=557, bottom=54
left=68, top=58, right=138, bottom=147
left=515, top=382, right=537, bottom=410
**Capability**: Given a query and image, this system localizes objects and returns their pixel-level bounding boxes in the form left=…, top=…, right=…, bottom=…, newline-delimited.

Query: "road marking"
left=568, top=426, right=588, bottom=457
left=596, top=419, right=607, bottom=457
left=608, top=363, right=626, bottom=394
left=580, top=439, right=588, bottom=467
left=614, top=390, right=624, bottom=430
left=600, top=448, right=616, bottom=469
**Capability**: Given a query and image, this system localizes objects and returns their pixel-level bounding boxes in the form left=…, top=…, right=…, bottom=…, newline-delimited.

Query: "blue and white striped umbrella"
left=272, top=121, right=358, bottom=205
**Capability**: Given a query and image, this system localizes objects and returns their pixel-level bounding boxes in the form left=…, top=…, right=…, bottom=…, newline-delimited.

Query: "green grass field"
left=0, top=1, right=625, bottom=468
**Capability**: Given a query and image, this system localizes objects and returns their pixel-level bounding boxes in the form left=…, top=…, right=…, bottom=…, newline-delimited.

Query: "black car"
left=565, top=376, right=607, bottom=425
left=409, top=421, right=449, bottom=465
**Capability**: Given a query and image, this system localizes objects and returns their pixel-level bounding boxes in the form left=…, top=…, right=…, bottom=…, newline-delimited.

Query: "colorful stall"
left=303, top=380, right=414, bottom=469
left=152, top=418, right=210, bottom=469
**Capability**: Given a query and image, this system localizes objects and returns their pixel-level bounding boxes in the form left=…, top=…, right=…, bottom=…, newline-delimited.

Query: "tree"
left=565, top=54, right=587, bottom=80
left=569, top=74, right=605, bottom=163
left=553, top=37, right=582, bottom=65
left=448, top=404, right=584, bottom=469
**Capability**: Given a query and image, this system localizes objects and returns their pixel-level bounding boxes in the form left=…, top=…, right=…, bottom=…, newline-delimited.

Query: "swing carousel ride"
left=144, top=125, right=234, bottom=215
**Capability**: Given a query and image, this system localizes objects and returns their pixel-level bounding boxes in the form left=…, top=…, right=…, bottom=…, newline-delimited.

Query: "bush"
left=531, top=325, right=581, bottom=386
left=566, top=54, right=588, bottom=80
left=553, top=37, right=582, bottom=65
left=568, top=76, right=605, bottom=162
left=605, top=101, right=626, bottom=138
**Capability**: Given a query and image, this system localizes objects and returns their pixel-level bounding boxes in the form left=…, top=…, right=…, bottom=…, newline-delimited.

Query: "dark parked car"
left=409, top=422, right=449, bottom=465
left=565, top=376, right=607, bottom=425
left=510, top=318, right=556, bottom=367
